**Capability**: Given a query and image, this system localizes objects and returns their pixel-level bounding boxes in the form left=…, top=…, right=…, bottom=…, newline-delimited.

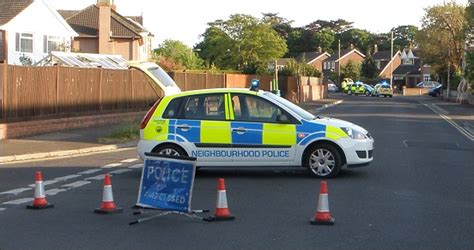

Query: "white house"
left=0, top=0, right=77, bottom=65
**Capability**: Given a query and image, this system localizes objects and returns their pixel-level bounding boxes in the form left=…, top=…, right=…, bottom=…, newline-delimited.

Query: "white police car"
left=138, top=81, right=374, bottom=178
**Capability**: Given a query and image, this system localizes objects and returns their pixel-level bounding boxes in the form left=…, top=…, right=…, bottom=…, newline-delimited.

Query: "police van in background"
left=137, top=79, right=374, bottom=178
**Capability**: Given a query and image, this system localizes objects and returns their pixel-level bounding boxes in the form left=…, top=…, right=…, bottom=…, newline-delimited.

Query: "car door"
left=229, top=93, right=297, bottom=165
left=173, top=93, right=233, bottom=163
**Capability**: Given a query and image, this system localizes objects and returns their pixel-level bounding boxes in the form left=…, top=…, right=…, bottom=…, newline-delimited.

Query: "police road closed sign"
left=137, top=155, right=196, bottom=212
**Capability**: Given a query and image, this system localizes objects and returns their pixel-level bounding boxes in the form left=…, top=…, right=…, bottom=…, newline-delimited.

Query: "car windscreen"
left=148, top=66, right=177, bottom=87
left=263, top=92, right=315, bottom=120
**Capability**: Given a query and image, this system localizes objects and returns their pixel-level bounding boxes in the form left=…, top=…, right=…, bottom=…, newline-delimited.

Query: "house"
left=322, top=46, right=365, bottom=79
left=0, top=0, right=77, bottom=65
left=392, top=48, right=431, bottom=88
left=58, top=0, right=153, bottom=61
left=372, top=45, right=401, bottom=79
left=296, top=48, right=331, bottom=74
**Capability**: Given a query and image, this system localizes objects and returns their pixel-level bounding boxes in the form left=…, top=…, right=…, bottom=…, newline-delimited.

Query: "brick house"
left=372, top=45, right=401, bottom=79
left=322, top=46, right=365, bottom=79
left=58, top=0, right=153, bottom=61
left=296, top=48, right=331, bottom=74
left=392, top=48, right=431, bottom=88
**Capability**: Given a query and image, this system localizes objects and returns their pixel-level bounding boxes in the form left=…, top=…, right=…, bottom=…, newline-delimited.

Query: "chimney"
left=317, top=46, right=322, bottom=53
left=374, top=44, right=378, bottom=53
left=350, top=43, right=354, bottom=50
left=97, top=0, right=112, bottom=54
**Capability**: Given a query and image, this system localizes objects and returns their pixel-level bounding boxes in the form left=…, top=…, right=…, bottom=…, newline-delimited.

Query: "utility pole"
left=447, top=47, right=451, bottom=100
left=338, top=39, right=341, bottom=83
left=390, top=31, right=394, bottom=85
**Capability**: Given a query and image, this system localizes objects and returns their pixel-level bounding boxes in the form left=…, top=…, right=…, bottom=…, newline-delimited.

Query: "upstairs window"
left=15, top=33, right=33, bottom=53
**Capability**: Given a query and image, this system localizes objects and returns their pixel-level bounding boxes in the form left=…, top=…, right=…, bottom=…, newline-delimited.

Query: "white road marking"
left=45, top=189, right=67, bottom=196
left=121, top=158, right=138, bottom=163
left=128, top=164, right=143, bottom=169
left=62, top=181, right=91, bottom=188
left=78, top=169, right=102, bottom=175
left=2, top=198, right=34, bottom=205
left=109, top=169, right=132, bottom=175
left=54, top=174, right=81, bottom=181
left=0, top=188, right=31, bottom=195
left=28, top=180, right=59, bottom=188
left=102, top=163, right=122, bottom=169
left=85, top=174, right=106, bottom=181
left=0, top=207, right=6, bottom=211
left=422, top=102, right=474, bottom=141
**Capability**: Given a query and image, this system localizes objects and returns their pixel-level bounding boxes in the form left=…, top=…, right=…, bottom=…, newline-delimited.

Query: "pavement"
left=0, top=95, right=471, bottom=164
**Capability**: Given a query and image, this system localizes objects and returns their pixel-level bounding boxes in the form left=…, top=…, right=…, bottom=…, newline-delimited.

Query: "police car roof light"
left=250, top=79, right=260, bottom=91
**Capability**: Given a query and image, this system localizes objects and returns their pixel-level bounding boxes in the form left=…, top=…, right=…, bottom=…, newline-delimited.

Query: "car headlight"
left=341, top=127, right=367, bottom=140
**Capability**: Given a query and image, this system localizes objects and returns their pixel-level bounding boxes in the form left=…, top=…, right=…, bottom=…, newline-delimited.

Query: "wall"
left=402, top=87, right=430, bottom=96
left=72, top=37, right=98, bottom=53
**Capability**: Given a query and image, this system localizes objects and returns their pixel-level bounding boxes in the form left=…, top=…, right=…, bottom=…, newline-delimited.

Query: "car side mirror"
left=276, top=114, right=290, bottom=123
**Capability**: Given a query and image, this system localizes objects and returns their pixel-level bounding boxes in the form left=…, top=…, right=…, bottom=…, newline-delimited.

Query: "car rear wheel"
left=304, top=143, right=342, bottom=178
left=152, top=144, right=187, bottom=157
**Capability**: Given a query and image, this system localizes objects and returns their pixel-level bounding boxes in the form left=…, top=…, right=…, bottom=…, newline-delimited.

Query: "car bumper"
left=137, top=139, right=156, bottom=160
left=339, top=137, right=374, bottom=167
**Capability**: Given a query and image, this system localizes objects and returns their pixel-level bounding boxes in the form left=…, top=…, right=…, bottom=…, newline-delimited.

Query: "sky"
left=48, top=0, right=461, bottom=48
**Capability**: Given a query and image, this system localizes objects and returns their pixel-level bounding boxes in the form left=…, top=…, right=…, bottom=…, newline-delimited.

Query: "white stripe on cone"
left=216, top=190, right=228, bottom=208
left=34, top=181, right=45, bottom=199
left=102, top=185, right=114, bottom=202
left=317, top=194, right=329, bottom=212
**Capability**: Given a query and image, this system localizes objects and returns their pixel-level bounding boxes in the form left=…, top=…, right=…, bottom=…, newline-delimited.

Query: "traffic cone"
left=27, top=171, right=54, bottom=209
left=310, top=181, right=335, bottom=225
left=209, top=178, right=235, bottom=221
left=94, top=173, right=123, bottom=214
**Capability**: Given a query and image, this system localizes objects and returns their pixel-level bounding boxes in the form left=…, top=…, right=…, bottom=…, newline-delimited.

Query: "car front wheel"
left=304, top=143, right=342, bottom=178
left=152, top=144, right=187, bottom=157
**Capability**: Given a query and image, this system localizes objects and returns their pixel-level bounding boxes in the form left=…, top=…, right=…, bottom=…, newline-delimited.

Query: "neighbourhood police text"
left=191, top=149, right=290, bottom=158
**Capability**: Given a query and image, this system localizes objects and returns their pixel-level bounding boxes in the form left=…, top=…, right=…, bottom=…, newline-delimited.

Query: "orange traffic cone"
left=310, top=181, right=335, bottom=225
left=209, top=178, right=235, bottom=221
left=27, top=171, right=54, bottom=209
left=94, top=174, right=123, bottom=214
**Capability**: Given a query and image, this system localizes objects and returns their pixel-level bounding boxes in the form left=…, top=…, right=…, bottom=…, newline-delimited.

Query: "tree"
left=261, top=13, right=294, bottom=39
left=196, top=14, right=288, bottom=73
left=312, top=28, right=336, bottom=52
left=340, top=60, right=361, bottom=80
left=417, top=3, right=466, bottom=78
left=464, top=2, right=474, bottom=83
left=391, top=25, right=419, bottom=50
left=338, top=28, right=373, bottom=54
left=361, top=56, right=378, bottom=79
left=153, top=40, right=204, bottom=70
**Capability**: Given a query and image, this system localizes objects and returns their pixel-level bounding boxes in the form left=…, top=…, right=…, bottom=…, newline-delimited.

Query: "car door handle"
left=232, top=127, right=247, bottom=134
left=176, top=124, right=191, bottom=131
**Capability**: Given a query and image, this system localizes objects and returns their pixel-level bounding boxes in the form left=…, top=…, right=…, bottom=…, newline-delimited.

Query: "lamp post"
left=338, top=39, right=341, bottom=83
left=442, top=11, right=453, bottom=100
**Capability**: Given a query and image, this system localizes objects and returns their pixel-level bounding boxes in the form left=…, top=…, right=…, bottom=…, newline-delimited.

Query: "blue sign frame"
left=136, top=154, right=197, bottom=212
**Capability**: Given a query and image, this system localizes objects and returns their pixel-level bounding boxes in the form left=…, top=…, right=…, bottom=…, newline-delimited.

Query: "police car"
left=138, top=81, right=374, bottom=178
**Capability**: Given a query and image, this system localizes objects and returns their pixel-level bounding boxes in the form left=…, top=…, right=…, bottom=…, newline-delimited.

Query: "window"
left=331, top=62, right=335, bottom=70
left=231, top=94, right=288, bottom=123
left=163, top=97, right=184, bottom=118
left=423, top=75, right=430, bottom=82
left=182, top=94, right=225, bottom=120
left=402, top=58, right=414, bottom=65
left=15, top=33, right=33, bottom=53
left=43, top=35, right=62, bottom=53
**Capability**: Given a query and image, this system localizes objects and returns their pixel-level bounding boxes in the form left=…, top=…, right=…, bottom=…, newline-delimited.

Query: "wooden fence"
left=0, top=64, right=163, bottom=122
left=0, top=64, right=324, bottom=123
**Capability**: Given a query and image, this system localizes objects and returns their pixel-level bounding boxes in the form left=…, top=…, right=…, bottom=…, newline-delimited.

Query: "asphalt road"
left=1, top=95, right=473, bottom=250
